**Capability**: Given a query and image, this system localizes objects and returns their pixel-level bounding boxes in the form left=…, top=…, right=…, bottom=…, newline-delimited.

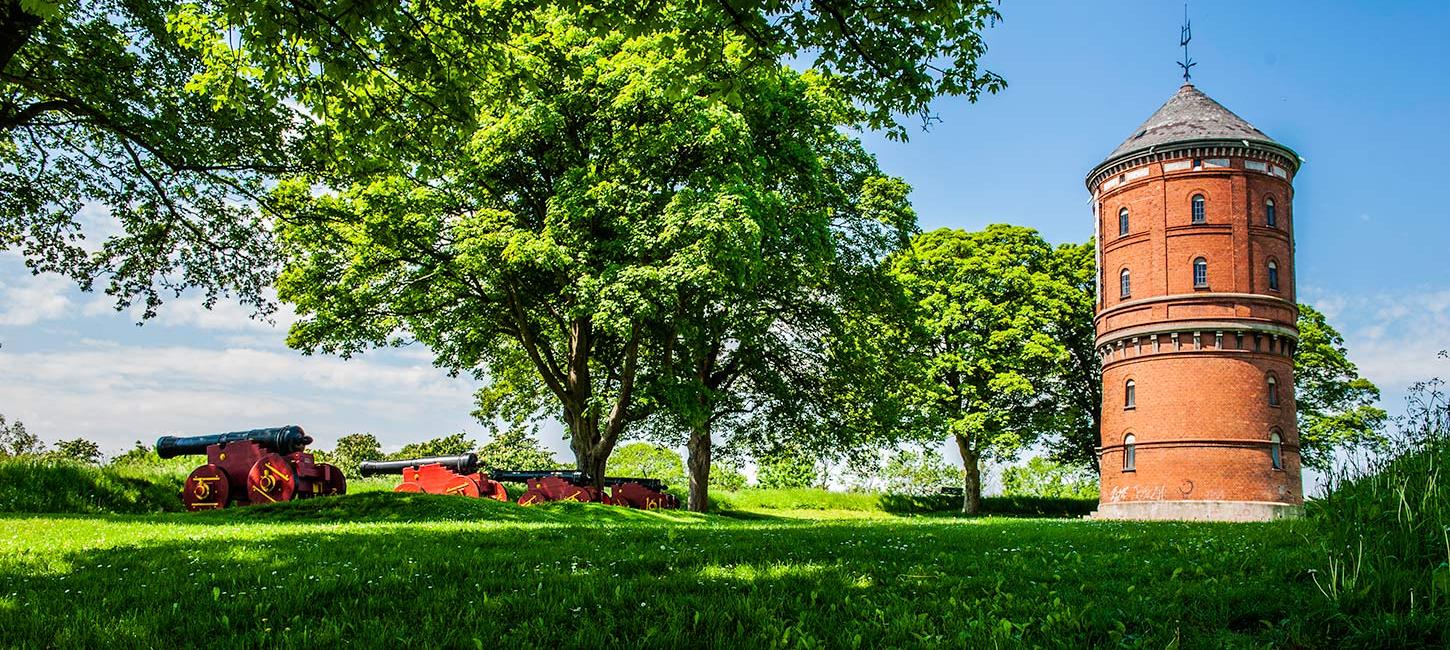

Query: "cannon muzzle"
left=156, top=425, right=313, bottom=459
left=358, top=453, right=478, bottom=477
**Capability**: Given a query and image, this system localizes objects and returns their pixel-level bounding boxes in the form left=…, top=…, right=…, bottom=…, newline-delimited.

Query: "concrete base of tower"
left=1090, top=500, right=1304, bottom=522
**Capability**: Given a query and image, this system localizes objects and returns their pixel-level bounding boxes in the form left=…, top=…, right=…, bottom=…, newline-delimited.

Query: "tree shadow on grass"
left=1, top=508, right=1321, bottom=648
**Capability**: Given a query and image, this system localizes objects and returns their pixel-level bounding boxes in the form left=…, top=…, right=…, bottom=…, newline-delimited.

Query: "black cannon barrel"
left=358, top=453, right=478, bottom=477
left=487, top=469, right=667, bottom=492
left=156, top=425, right=312, bottom=459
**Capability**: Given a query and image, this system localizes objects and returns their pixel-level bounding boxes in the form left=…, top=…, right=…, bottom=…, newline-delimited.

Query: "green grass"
left=2, top=494, right=1326, bottom=648
left=3, top=452, right=1445, bottom=647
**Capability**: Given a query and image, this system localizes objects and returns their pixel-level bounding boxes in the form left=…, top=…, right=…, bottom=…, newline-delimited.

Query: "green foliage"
left=755, top=448, right=819, bottom=489
left=709, top=462, right=747, bottom=491
left=1000, top=457, right=1099, bottom=500
left=50, top=438, right=102, bottom=464
left=880, top=446, right=962, bottom=496
left=394, top=434, right=475, bottom=461
left=1310, top=360, right=1450, bottom=643
left=475, top=428, right=561, bottom=471
left=325, top=433, right=383, bottom=479
left=868, top=225, right=1073, bottom=512
left=1295, top=304, right=1389, bottom=470
left=607, top=443, right=684, bottom=485
left=2, top=0, right=298, bottom=316
left=0, top=413, right=43, bottom=456
left=1035, top=239, right=1103, bottom=473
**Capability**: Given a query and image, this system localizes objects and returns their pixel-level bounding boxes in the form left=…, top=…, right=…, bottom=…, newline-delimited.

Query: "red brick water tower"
left=1088, top=83, right=1303, bottom=521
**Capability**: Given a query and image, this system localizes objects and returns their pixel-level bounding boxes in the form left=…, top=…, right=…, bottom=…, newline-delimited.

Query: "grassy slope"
left=1, top=492, right=1326, bottom=648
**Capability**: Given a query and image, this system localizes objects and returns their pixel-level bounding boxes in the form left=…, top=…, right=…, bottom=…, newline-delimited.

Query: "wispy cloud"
left=1302, top=286, right=1450, bottom=394
left=0, top=271, right=73, bottom=326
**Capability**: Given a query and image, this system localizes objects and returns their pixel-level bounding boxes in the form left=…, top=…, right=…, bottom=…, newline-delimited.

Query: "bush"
left=1000, top=457, right=1098, bottom=499
left=881, top=446, right=961, bottom=496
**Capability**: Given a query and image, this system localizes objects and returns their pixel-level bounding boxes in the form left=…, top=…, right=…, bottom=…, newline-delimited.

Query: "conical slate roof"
left=1104, top=83, right=1283, bottom=162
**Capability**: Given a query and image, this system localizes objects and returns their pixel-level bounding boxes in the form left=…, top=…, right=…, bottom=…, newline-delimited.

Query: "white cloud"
left=1314, top=288, right=1450, bottom=393
left=0, top=272, right=73, bottom=326
left=0, top=339, right=487, bottom=456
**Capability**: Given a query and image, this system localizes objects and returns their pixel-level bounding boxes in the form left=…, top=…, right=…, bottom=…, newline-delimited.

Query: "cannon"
left=359, top=457, right=678, bottom=509
left=157, top=425, right=345, bottom=511
left=358, top=453, right=509, bottom=501
left=492, top=470, right=678, bottom=509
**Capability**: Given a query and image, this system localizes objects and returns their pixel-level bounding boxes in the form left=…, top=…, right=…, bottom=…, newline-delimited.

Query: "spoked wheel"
left=478, top=475, right=513, bottom=502
left=318, top=463, right=347, bottom=496
left=183, top=464, right=230, bottom=511
left=246, top=453, right=297, bottom=505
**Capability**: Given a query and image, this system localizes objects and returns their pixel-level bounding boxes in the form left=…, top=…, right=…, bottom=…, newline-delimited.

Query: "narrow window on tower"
left=1268, top=374, right=1281, bottom=406
left=1266, top=197, right=1278, bottom=228
left=1124, top=379, right=1136, bottom=409
left=1268, top=260, right=1280, bottom=291
left=1193, top=257, right=1208, bottom=288
left=1119, top=207, right=1129, bottom=236
left=1270, top=431, right=1284, bottom=470
left=1191, top=194, right=1206, bottom=223
left=1123, top=434, right=1136, bottom=471
left=1120, top=268, right=1131, bottom=298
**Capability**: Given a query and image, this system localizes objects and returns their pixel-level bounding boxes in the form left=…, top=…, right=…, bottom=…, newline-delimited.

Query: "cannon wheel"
left=183, top=464, right=230, bottom=511
left=478, top=478, right=510, bottom=502
left=246, top=453, right=297, bottom=505
left=318, top=463, right=347, bottom=496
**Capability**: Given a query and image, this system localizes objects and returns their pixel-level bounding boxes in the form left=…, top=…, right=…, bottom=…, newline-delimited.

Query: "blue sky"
left=2, top=1, right=1447, bottom=482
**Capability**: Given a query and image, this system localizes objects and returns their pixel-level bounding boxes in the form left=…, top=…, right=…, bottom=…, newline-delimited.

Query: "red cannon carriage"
left=360, top=455, right=678, bottom=509
left=157, top=425, right=346, bottom=511
left=358, top=453, right=509, bottom=501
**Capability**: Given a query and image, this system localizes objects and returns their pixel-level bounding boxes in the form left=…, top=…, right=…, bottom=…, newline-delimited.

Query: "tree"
left=2, top=0, right=299, bottom=317
left=755, top=446, right=820, bottom=489
left=327, top=433, right=383, bottom=479
left=1294, top=304, right=1388, bottom=469
left=875, top=226, right=1072, bottom=513
left=607, top=443, right=686, bottom=486
left=880, top=446, right=961, bottom=496
left=0, top=413, right=42, bottom=456
left=709, top=462, right=747, bottom=491
left=1000, top=457, right=1098, bottom=499
left=232, top=3, right=920, bottom=495
left=394, top=434, right=476, bottom=461
left=1035, top=239, right=1102, bottom=473
left=474, top=427, right=561, bottom=471
left=51, top=437, right=101, bottom=464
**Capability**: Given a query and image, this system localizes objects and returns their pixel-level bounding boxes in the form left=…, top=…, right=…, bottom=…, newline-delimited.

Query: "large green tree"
left=1034, top=239, right=1102, bottom=473
left=876, top=225, right=1072, bottom=513
left=1293, top=304, right=1388, bottom=469
left=235, top=5, right=913, bottom=489
left=2, top=0, right=298, bottom=316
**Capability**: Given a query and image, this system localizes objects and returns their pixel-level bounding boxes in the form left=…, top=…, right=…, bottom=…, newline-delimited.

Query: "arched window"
left=1270, top=431, right=1283, bottom=469
left=1193, top=257, right=1208, bottom=288
left=1268, top=375, right=1280, bottom=406
left=1123, top=434, right=1136, bottom=471
left=1268, top=260, right=1280, bottom=291
left=1124, top=379, right=1136, bottom=409
left=1191, top=194, right=1206, bottom=224
left=1120, top=268, right=1131, bottom=298
left=1118, top=207, right=1130, bottom=236
left=1265, top=197, right=1278, bottom=228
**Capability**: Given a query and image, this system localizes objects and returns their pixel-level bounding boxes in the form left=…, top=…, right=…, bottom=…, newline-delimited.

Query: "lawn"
left=0, top=492, right=1330, bottom=648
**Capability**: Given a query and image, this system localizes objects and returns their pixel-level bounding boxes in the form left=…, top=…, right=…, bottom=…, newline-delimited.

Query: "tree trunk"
left=686, top=422, right=712, bottom=513
left=955, top=434, right=982, bottom=515
left=1, top=0, right=41, bottom=75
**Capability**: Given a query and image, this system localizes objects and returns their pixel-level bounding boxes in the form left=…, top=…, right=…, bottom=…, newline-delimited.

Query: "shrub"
left=1000, top=457, right=1098, bottom=499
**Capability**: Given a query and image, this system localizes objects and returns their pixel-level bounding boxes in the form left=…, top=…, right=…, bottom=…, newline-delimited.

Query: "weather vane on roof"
left=1179, top=4, right=1197, bottom=82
